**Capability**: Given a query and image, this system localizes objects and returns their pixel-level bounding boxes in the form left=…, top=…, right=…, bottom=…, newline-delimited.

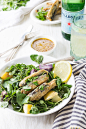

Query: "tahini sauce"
left=31, top=38, right=54, bottom=52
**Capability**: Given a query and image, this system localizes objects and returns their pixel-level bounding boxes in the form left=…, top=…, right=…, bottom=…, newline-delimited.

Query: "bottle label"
left=61, top=8, right=84, bottom=34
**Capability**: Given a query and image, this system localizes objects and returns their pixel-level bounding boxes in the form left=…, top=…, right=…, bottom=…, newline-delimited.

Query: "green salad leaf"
left=36, top=7, right=48, bottom=21
left=22, top=85, right=31, bottom=91
left=0, top=57, right=72, bottom=114
left=0, top=101, right=8, bottom=108
left=30, top=54, right=43, bottom=64
left=1, top=0, right=30, bottom=11
left=16, top=91, right=26, bottom=106
left=22, top=96, right=30, bottom=105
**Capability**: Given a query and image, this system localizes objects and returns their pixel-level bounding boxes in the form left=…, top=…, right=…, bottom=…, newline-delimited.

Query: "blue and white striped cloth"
left=52, top=58, right=86, bottom=129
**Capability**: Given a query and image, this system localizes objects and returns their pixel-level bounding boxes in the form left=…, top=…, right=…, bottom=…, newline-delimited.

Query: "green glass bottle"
left=61, top=0, right=85, bottom=41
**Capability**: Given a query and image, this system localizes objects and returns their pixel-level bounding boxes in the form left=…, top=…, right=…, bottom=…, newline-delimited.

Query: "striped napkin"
left=52, top=58, right=86, bottom=129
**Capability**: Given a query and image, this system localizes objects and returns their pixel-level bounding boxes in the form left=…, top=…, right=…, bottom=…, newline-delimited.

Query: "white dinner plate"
left=0, top=55, right=75, bottom=117
left=30, top=1, right=61, bottom=25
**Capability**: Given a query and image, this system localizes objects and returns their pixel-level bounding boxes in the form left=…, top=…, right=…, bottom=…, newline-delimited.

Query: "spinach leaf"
left=22, top=96, right=30, bottom=104
left=3, top=81, right=13, bottom=93
left=37, top=56, right=44, bottom=64
left=16, top=91, right=26, bottom=106
left=30, top=54, right=43, bottom=64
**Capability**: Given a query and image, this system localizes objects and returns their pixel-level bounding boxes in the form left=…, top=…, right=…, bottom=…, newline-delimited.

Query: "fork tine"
left=5, top=46, right=20, bottom=62
left=4, top=31, right=37, bottom=62
left=0, top=32, right=37, bottom=57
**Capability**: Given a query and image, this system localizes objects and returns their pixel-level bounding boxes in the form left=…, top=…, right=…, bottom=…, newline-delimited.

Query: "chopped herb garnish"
left=25, top=76, right=39, bottom=83
left=22, top=86, right=31, bottom=91
left=39, top=85, right=44, bottom=91
left=33, top=81, right=38, bottom=86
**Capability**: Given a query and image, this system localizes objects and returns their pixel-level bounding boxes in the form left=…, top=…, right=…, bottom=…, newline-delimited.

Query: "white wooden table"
left=0, top=6, right=70, bottom=129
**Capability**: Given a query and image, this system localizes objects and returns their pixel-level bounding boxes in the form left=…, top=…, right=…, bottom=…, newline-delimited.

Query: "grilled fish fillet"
left=19, top=69, right=48, bottom=87
left=28, top=79, right=57, bottom=101
left=21, top=73, right=49, bottom=94
left=47, top=0, right=59, bottom=21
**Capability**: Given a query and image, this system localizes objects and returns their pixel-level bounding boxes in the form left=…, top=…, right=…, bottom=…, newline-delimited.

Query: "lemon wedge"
left=54, top=61, right=72, bottom=83
left=1, top=72, right=12, bottom=80
left=52, top=95, right=62, bottom=103
left=23, top=104, right=33, bottom=114
left=44, top=91, right=58, bottom=101
left=44, top=91, right=62, bottom=102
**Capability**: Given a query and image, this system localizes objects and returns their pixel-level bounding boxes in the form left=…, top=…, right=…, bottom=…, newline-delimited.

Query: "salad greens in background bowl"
left=0, top=55, right=75, bottom=117
left=30, top=1, right=61, bottom=25
left=1, top=0, right=30, bottom=11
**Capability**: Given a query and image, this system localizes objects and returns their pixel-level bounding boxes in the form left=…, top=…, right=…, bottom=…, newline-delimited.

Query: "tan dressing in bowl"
left=31, top=38, right=54, bottom=52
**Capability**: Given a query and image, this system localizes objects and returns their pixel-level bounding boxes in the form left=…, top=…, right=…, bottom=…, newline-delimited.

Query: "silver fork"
left=4, top=31, right=37, bottom=62
left=0, top=24, right=33, bottom=57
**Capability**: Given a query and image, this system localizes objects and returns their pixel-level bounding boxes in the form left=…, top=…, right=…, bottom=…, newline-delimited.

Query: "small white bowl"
left=29, top=35, right=56, bottom=55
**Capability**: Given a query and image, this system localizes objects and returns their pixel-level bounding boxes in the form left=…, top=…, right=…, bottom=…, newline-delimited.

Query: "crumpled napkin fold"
left=52, top=58, right=86, bottom=129
left=0, top=0, right=45, bottom=31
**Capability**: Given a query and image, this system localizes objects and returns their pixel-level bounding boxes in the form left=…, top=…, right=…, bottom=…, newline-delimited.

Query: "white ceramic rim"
left=0, top=55, right=75, bottom=117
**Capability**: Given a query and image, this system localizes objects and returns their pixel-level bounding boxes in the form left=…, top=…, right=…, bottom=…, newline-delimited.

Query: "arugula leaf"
left=36, top=7, right=48, bottom=21
left=62, top=83, right=72, bottom=88
left=30, top=54, right=43, bottom=64
left=30, top=106, right=39, bottom=114
left=55, top=76, right=62, bottom=86
left=5, top=64, right=38, bottom=80
left=2, top=0, right=30, bottom=11
left=48, top=71, right=54, bottom=80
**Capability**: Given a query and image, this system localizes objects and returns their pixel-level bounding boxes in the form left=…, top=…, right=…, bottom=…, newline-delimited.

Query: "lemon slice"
left=44, top=91, right=58, bottom=101
left=23, top=104, right=33, bottom=114
left=54, top=61, right=72, bottom=83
